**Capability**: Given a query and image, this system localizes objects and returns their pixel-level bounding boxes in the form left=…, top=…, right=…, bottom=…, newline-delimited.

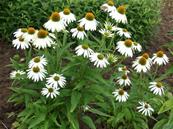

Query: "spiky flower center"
left=33, top=57, right=40, bottom=63
left=63, top=8, right=71, bottom=15
left=139, top=57, right=147, bottom=65
left=124, top=39, right=133, bottom=47
left=50, top=12, right=60, bottom=21
left=156, top=51, right=164, bottom=57
left=156, top=82, right=162, bottom=88
left=37, top=29, right=48, bottom=38
left=123, top=29, right=128, bottom=32
left=142, top=53, right=149, bottom=59
left=48, top=88, right=54, bottom=93
left=107, top=0, right=114, bottom=6
left=117, top=5, right=126, bottom=14
left=97, top=54, right=104, bottom=60
left=122, top=74, right=127, bottom=80
left=19, top=37, right=24, bottom=42
left=15, top=73, right=20, bottom=77
left=21, top=28, right=27, bottom=33
left=32, top=67, right=40, bottom=73
left=28, top=27, right=35, bottom=34
left=104, top=31, right=110, bottom=37
left=85, top=12, right=95, bottom=21
left=54, top=76, right=60, bottom=81
left=118, top=89, right=124, bottom=95
left=77, top=26, right=84, bottom=31
left=107, top=25, right=112, bottom=30
left=144, top=104, right=149, bottom=109
left=82, top=44, right=89, bottom=49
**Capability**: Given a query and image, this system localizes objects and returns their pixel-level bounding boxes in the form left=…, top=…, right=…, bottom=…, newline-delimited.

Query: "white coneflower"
left=110, top=5, right=127, bottom=24
left=27, top=66, right=47, bottom=82
left=107, top=53, right=118, bottom=63
left=70, top=25, right=87, bottom=40
left=137, top=101, right=154, bottom=116
left=104, top=22, right=118, bottom=31
left=13, top=28, right=27, bottom=38
left=118, top=66, right=130, bottom=74
left=116, top=28, right=131, bottom=38
left=33, top=29, right=55, bottom=49
left=149, top=82, right=164, bottom=96
left=41, top=84, right=60, bottom=99
left=23, top=27, right=37, bottom=42
left=59, top=8, right=76, bottom=25
left=99, top=29, right=114, bottom=38
left=28, top=55, right=47, bottom=69
left=133, top=42, right=142, bottom=52
left=79, top=12, right=98, bottom=31
left=117, top=74, right=131, bottom=86
left=132, top=54, right=151, bottom=73
left=46, top=73, right=66, bottom=88
left=10, top=70, right=25, bottom=79
left=75, top=44, right=94, bottom=58
left=90, top=53, right=109, bottom=68
left=44, top=12, right=66, bottom=32
left=12, top=36, right=30, bottom=50
left=152, top=51, right=169, bottom=65
left=112, top=88, right=129, bottom=102
left=116, top=39, right=134, bottom=57
left=100, top=0, right=116, bottom=12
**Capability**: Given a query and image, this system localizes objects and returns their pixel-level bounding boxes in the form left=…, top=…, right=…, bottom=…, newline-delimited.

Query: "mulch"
left=0, top=0, right=173, bottom=128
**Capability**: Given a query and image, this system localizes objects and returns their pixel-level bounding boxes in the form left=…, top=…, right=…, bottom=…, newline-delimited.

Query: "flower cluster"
left=10, top=0, right=170, bottom=119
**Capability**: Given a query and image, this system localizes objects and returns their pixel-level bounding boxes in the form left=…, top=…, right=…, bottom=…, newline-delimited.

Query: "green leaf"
left=82, top=116, right=96, bottom=129
left=153, top=119, right=167, bottom=129
left=28, top=113, right=46, bottom=129
left=68, top=113, right=79, bottom=129
left=89, top=108, right=111, bottom=117
left=70, top=91, right=81, bottom=112
left=159, top=97, right=173, bottom=114
left=50, top=113, right=61, bottom=127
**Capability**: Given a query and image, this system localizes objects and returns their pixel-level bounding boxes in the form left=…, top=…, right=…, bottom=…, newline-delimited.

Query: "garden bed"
left=0, top=0, right=173, bottom=128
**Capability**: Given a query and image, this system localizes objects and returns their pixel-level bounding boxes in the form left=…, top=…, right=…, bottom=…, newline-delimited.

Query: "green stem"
left=100, top=36, right=105, bottom=52
left=154, top=65, right=159, bottom=79
left=63, top=31, right=67, bottom=46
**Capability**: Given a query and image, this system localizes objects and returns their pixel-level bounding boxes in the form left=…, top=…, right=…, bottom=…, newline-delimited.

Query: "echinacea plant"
left=9, top=1, right=172, bottom=129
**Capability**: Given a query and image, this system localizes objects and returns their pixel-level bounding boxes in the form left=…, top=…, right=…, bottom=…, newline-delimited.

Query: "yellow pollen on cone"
left=85, top=12, right=95, bottom=21
left=139, top=57, right=147, bottom=65
left=97, top=54, right=104, bottom=60
left=63, top=8, right=71, bottom=15
left=33, top=57, right=40, bottom=63
left=37, top=29, right=48, bottom=38
left=117, top=5, right=126, bottom=14
left=27, top=27, right=35, bottom=34
left=32, top=67, right=40, bottom=73
left=118, top=89, right=124, bottom=95
left=156, top=51, right=164, bottom=57
left=50, top=12, right=61, bottom=21
left=107, top=0, right=114, bottom=6
left=124, top=39, right=133, bottom=47
left=142, top=53, right=149, bottom=59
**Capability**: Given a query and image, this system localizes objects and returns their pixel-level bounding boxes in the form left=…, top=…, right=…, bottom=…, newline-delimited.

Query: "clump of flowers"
left=10, top=1, right=171, bottom=129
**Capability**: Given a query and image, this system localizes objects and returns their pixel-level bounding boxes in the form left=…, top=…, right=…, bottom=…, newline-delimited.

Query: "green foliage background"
left=0, top=0, right=161, bottom=44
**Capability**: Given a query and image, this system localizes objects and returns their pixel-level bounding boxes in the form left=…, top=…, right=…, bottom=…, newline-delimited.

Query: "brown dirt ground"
left=0, top=0, right=173, bottom=128
left=0, top=43, right=16, bottom=129
left=148, top=0, right=173, bottom=84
